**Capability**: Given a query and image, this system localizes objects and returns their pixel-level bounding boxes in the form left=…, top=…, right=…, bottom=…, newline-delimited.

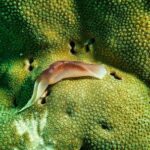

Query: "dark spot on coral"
left=143, top=0, right=150, bottom=12
left=46, top=89, right=51, bottom=96
left=0, top=73, right=10, bottom=88
left=85, top=45, right=90, bottom=52
left=70, top=41, right=75, bottom=47
left=99, top=120, right=112, bottom=131
left=37, top=40, right=50, bottom=51
left=66, top=106, right=74, bottom=117
left=13, top=98, right=17, bottom=107
left=29, top=65, right=34, bottom=71
left=85, top=38, right=95, bottom=52
left=40, top=89, right=50, bottom=105
left=70, top=41, right=77, bottom=54
left=29, top=57, right=34, bottom=64
left=66, top=102, right=76, bottom=117
left=66, top=107, right=73, bottom=116
left=27, top=57, right=34, bottom=71
left=89, top=38, right=95, bottom=44
left=80, top=139, right=91, bottom=150
left=70, top=48, right=77, bottom=54
left=41, top=98, right=46, bottom=104
left=110, top=71, right=122, bottom=80
left=101, top=123, right=109, bottom=130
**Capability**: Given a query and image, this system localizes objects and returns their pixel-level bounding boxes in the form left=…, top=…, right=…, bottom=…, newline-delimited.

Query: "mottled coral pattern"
left=0, top=0, right=149, bottom=150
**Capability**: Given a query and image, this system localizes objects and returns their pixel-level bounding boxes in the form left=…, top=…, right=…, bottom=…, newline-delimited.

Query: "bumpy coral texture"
left=0, top=0, right=150, bottom=149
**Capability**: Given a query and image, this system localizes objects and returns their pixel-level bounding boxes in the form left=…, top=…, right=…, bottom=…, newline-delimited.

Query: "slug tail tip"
left=18, top=80, right=49, bottom=113
left=18, top=101, right=32, bottom=113
left=94, top=65, right=107, bottom=79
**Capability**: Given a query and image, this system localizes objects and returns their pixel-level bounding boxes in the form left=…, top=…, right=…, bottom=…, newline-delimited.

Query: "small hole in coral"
left=80, top=139, right=91, bottom=150
left=85, top=45, right=90, bottom=52
left=90, top=38, right=95, bottom=44
left=70, top=41, right=77, bottom=54
left=101, top=123, right=109, bottom=130
left=70, top=49, right=77, bottom=54
left=26, top=57, right=34, bottom=71
left=70, top=41, right=75, bottom=48
left=66, top=107, right=74, bottom=117
left=46, top=90, right=51, bottom=97
left=66, top=102, right=75, bottom=117
left=41, top=98, right=46, bottom=104
left=85, top=38, right=95, bottom=53
left=110, top=71, right=122, bottom=80
left=99, top=120, right=112, bottom=131
left=29, top=57, right=34, bottom=64
left=13, top=98, right=17, bottom=107
left=29, top=65, right=34, bottom=71
left=40, top=89, right=51, bottom=105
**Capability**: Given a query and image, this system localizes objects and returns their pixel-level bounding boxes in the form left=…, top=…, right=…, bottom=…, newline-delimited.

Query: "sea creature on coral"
left=19, top=61, right=107, bottom=112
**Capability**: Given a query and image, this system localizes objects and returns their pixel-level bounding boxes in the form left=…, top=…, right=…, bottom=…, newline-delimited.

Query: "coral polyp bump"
left=0, top=0, right=149, bottom=150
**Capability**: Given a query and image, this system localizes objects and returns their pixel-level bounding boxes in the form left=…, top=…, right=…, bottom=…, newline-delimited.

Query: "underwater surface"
left=0, top=0, right=149, bottom=149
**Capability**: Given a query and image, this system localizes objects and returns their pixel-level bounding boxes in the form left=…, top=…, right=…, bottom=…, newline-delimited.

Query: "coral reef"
left=0, top=0, right=149, bottom=149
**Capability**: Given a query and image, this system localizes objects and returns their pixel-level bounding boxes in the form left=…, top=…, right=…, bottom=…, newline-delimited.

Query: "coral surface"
left=0, top=0, right=149, bottom=149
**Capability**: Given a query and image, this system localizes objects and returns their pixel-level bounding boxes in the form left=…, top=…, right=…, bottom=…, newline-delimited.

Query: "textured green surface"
left=0, top=0, right=150, bottom=149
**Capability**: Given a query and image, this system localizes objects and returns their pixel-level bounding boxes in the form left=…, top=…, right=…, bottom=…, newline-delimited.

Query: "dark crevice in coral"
left=110, top=71, right=122, bottom=80
left=66, top=106, right=75, bottom=117
left=29, top=57, right=34, bottom=64
left=29, top=65, right=34, bottom=71
left=70, top=41, right=77, bottom=54
left=70, top=41, right=75, bottom=47
left=66, top=102, right=77, bottom=117
left=41, top=98, right=46, bottom=104
left=101, top=123, right=110, bottom=130
left=143, top=0, right=150, bottom=11
left=28, top=57, right=34, bottom=71
left=0, top=73, right=10, bottom=88
left=80, top=140, right=91, bottom=150
left=85, top=38, right=95, bottom=52
left=89, top=38, right=95, bottom=44
left=36, top=39, right=50, bottom=51
left=46, top=89, right=51, bottom=96
left=66, top=109, right=72, bottom=116
left=13, top=98, right=17, bottom=107
left=40, top=89, right=51, bottom=105
left=99, top=120, right=113, bottom=131
left=85, top=45, right=90, bottom=52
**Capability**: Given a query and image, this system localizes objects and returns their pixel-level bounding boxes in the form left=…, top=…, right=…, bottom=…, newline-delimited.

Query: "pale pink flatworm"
left=19, top=61, right=107, bottom=112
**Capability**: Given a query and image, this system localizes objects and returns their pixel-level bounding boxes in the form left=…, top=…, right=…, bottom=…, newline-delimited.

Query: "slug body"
left=19, top=61, right=107, bottom=112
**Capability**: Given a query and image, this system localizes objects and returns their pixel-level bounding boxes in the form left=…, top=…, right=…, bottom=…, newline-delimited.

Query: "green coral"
left=0, top=0, right=150, bottom=149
